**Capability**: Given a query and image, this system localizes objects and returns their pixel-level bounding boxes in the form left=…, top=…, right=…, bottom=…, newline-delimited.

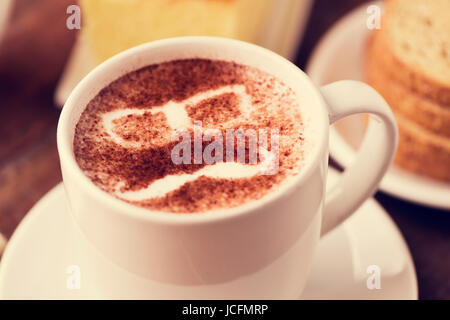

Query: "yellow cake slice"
left=80, top=0, right=272, bottom=63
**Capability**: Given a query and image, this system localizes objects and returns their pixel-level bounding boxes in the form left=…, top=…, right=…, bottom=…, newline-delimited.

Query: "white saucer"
left=307, top=1, right=450, bottom=210
left=0, top=169, right=417, bottom=299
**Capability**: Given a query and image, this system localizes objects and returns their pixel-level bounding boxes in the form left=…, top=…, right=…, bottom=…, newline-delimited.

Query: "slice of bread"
left=394, top=112, right=450, bottom=181
left=377, top=0, right=450, bottom=106
left=366, top=34, right=450, bottom=137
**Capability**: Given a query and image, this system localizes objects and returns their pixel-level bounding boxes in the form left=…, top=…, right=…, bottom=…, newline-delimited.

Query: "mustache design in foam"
left=100, top=84, right=280, bottom=201
left=115, top=151, right=277, bottom=201
left=102, top=84, right=253, bottom=148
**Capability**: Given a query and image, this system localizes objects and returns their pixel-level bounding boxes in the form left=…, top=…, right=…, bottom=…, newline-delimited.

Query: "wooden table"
left=0, top=0, right=448, bottom=300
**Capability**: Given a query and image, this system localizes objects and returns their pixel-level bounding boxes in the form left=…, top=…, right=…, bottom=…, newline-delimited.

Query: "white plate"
left=307, top=1, right=450, bottom=210
left=0, top=169, right=417, bottom=299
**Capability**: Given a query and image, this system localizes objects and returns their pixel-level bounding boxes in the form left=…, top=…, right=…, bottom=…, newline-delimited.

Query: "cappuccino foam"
left=74, top=59, right=306, bottom=213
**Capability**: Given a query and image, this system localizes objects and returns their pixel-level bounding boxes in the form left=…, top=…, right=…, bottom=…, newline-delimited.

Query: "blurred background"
left=0, top=0, right=448, bottom=299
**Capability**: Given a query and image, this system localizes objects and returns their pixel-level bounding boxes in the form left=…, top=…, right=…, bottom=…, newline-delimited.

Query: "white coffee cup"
left=57, top=37, right=397, bottom=299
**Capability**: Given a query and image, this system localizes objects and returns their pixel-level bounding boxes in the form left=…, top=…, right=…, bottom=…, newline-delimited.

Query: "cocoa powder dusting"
left=74, top=59, right=305, bottom=213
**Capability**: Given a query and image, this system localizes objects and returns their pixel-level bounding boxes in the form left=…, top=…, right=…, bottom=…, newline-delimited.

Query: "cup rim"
left=57, top=36, right=329, bottom=226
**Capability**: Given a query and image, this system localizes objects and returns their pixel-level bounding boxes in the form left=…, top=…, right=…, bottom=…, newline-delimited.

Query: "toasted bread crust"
left=394, top=113, right=450, bottom=181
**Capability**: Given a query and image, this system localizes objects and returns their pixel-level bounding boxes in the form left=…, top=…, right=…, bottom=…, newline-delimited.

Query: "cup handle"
left=320, top=80, right=398, bottom=236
